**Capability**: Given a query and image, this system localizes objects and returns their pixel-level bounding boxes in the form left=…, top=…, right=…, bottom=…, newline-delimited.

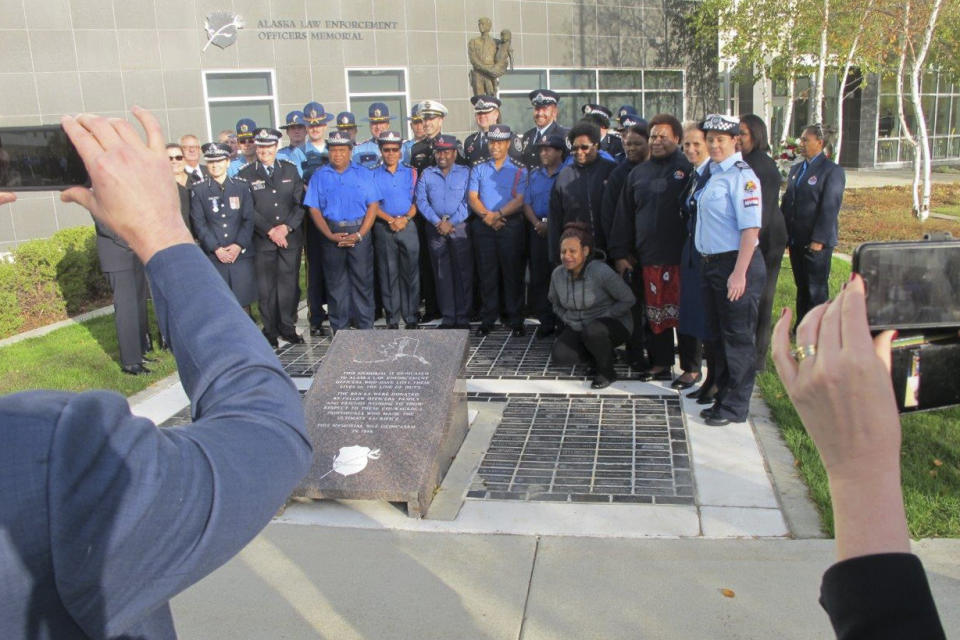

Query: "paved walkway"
left=845, top=167, right=960, bottom=189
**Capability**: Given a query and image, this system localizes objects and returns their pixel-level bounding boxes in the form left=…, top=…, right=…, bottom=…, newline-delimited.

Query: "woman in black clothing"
left=772, top=278, right=945, bottom=639
left=739, top=114, right=786, bottom=371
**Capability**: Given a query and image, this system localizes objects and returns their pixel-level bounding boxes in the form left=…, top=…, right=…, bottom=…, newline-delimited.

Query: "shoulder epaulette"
left=277, top=158, right=295, bottom=167
left=734, top=160, right=751, bottom=170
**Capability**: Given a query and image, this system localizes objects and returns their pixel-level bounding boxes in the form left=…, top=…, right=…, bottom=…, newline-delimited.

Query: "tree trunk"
left=895, top=1, right=920, bottom=214
left=781, top=72, right=797, bottom=146
left=759, top=65, right=772, bottom=134
left=911, top=0, right=944, bottom=221
left=834, top=0, right=872, bottom=162
left=814, top=0, right=830, bottom=125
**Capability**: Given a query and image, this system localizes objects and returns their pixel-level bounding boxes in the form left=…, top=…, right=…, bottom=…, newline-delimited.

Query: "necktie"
left=696, top=164, right=712, bottom=190
left=796, top=161, right=808, bottom=182
left=533, top=129, right=541, bottom=146
left=266, top=165, right=274, bottom=178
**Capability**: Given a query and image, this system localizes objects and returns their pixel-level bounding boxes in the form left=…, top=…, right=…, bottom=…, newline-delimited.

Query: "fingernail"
left=849, top=272, right=856, bottom=281
left=892, top=330, right=899, bottom=340
left=779, top=307, right=788, bottom=318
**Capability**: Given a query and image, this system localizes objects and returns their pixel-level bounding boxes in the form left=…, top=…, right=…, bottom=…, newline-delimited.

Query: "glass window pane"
left=209, top=100, right=275, bottom=137
left=773, top=78, right=787, bottom=97
left=922, top=71, right=937, bottom=94
left=500, top=69, right=547, bottom=91
left=880, top=74, right=898, bottom=95
left=499, top=95, right=532, bottom=132
left=644, top=92, right=682, bottom=118
left=558, top=91, right=597, bottom=128
left=953, top=97, right=960, bottom=135
left=599, top=70, right=642, bottom=90
left=645, top=70, right=683, bottom=90
left=347, top=69, right=405, bottom=93
left=876, top=139, right=898, bottom=163
left=550, top=70, right=596, bottom=90
left=900, top=141, right=915, bottom=163
left=950, top=137, right=960, bottom=158
left=935, top=96, right=951, bottom=135
left=601, top=92, right=642, bottom=117
left=878, top=96, right=899, bottom=137
left=348, top=96, right=407, bottom=134
left=933, top=137, right=948, bottom=159
left=206, top=72, right=272, bottom=98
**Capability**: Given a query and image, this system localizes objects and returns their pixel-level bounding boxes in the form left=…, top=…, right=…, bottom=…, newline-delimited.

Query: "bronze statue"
left=468, top=18, right=513, bottom=96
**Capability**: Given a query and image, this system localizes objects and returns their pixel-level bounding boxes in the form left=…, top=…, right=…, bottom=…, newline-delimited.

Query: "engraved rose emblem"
left=331, top=446, right=381, bottom=477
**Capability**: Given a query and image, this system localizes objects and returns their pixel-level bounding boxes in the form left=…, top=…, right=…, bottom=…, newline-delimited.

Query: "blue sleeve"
left=363, top=172, right=379, bottom=206
left=468, top=164, right=482, bottom=193
left=45, top=244, right=310, bottom=636
left=415, top=172, right=441, bottom=225
left=238, top=185, right=255, bottom=249
left=189, top=189, right=218, bottom=253
left=454, top=169, right=469, bottom=221
left=734, top=169, right=763, bottom=231
left=303, top=171, right=324, bottom=210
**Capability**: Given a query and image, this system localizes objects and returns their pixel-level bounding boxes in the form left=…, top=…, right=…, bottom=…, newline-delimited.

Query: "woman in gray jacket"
left=548, top=222, right=635, bottom=389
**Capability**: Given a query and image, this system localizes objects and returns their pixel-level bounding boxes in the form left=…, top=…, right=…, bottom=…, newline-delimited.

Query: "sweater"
left=548, top=259, right=635, bottom=333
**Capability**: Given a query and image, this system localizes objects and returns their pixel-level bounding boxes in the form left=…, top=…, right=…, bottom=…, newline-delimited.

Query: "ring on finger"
left=791, top=344, right=817, bottom=362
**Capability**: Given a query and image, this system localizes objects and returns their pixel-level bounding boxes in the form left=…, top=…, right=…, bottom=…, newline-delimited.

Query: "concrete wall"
left=0, top=0, right=714, bottom=251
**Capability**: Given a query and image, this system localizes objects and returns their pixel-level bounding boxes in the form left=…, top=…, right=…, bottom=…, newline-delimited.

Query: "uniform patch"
left=744, top=180, right=757, bottom=192
left=734, top=160, right=750, bottom=169
left=251, top=180, right=265, bottom=191
left=673, top=170, right=686, bottom=180
left=281, top=178, right=292, bottom=183
left=808, top=175, right=818, bottom=185
left=229, top=196, right=240, bottom=210
left=743, top=196, right=760, bottom=207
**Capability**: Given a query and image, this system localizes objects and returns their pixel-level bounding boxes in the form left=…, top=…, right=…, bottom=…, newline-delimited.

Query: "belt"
left=699, top=250, right=738, bottom=263
left=326, top=217, right=365, bottom=227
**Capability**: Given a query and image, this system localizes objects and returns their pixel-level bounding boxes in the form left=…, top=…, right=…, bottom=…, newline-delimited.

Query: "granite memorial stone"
left=295, top=330, right=470, bottom=517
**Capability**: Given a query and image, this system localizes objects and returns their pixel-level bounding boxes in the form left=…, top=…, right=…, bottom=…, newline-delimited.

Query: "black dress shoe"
left=280, top=332, right=304, bottom=344
left=264, top=334, right=279, bottom=348
left=405, top=322, right=418, bottom=330
left=309, top=325, right=325, bottom=337
left=141, top=354, right=158, bottom=363
left=121, top=363, right=150, bottom=376
left=475, top=325, right=492, bottom=337
left=704, top=414, right=732, bottom=427
left=640, top=368, right=673, bottom=382
left=386, top=323, right=400, bottom=330
left=437, top=323, right=454, bottom=329
left=591, top=374, right=614, bottom=389
left=671, top=372, right=702, bottom=390
left=700, top=406, right=719, bottom=420
left=696, top=392, right=717, bottom=406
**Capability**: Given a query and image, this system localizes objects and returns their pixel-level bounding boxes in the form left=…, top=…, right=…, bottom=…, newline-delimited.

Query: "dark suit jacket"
left=780, top=152, right=845, bottom=248
left=0, top=244, right=311, bottom=638
left=742, top=148, right=787, bottom=255
left=521, top=121, right=569, bottom=169
left=237, top=160, right=305, bottom=240
left=189, top=176, right=256, bottom=256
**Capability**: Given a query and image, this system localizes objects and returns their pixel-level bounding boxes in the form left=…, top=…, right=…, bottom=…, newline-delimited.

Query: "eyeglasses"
left=381, top=147, right=401, bottom=153
left=571, top=144, right=595, bottom=151
left=168, top=154, right=184, bottom=161
left=238, top=139, right=253, bottom=145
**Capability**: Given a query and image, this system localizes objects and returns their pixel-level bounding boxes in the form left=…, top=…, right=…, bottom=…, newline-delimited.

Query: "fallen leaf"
left=929, top=470, right=938, bottom=477
left=933, top=459, right=943, bottom=467
left=794, top=459, right=801, bottom=467
left=721, top=588, right=736, bottom=598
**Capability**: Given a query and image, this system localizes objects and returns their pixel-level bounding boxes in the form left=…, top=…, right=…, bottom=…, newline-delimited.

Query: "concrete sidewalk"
left=845, top=167, right=960, bottom=189
left=170, top=527, right=960, bottom=639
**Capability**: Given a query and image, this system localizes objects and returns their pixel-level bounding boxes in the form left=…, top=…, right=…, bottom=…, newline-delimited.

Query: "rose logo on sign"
left=204, top=11, right=245, bottom=51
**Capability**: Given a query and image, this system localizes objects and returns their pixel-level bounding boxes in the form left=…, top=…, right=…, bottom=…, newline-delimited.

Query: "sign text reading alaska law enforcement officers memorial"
left=256, top=19, right=399, bottom=40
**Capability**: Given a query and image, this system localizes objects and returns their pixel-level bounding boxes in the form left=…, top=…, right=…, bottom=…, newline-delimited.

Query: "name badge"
left=251, top=180, right=265, bottom=191
left=229, top=196, right=240, bottom=210
left=282, top=178, right=293, bottom=183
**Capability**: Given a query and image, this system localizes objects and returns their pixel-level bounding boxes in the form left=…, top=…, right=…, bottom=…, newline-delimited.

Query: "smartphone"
left=0, top=125, right=89, bottom=191
left=853, top=240, right=960, bottom=412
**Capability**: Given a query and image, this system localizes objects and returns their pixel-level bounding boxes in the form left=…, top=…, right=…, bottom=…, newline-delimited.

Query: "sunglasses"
left=381, top=147, right=401, bottom=153
left=168, top=154, right=184, bottom=161
left=238, top=139, right=253, bottom=145
left=571, top=144, right=595, bottom=151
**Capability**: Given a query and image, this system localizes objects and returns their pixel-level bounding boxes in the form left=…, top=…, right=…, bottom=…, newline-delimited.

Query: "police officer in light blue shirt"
left=277, top=111, right=308, bottom=177
left=401, top=103, right=424, bottom=166
left=693, top=114, right=765, bottom=427
left=371, top=130, right=420, bottom=329
left=300, top=101, right=333, bottom=335
left=334, top=111, right=359, bottom=144
left=304, top=129, right=378, bottom=333
left=228, top=118, right=257, bottom=177
left=415, top=135, right=472, bottom=329
left=353, top=102, right=394, bottom=169
left=468, top=123, right=527, bottom=336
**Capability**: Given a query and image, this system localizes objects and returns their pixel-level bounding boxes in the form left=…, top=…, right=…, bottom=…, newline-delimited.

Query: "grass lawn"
left=758, top=257, right=960, bottom=538
left=0, top=303, right=178, bottom=397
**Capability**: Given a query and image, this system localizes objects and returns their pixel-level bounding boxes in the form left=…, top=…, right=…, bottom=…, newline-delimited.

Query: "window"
left=497, top=68, right=685, bottom=131
left=346, top=68, right=409, bottom=137
left=875, top=70, right=960, bottom=166
left=203, top=70, right=279, bottom=140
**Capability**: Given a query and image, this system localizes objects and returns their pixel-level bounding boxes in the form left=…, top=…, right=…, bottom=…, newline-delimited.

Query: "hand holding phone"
left=0, top=125, right=90, bottom=191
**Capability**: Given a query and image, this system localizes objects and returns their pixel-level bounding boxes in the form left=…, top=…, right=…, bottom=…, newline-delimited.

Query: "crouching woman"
left=548, top=222, right=635, bottom=389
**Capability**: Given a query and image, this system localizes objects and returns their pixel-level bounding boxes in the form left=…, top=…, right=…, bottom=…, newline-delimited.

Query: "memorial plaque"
left=295, top=330, right=470, bottom=517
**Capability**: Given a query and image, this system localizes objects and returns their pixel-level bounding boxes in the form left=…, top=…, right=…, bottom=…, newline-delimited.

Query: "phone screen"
left=853, top=241, right=960, bottom=330
left=0, top=125, right=89, bottom=191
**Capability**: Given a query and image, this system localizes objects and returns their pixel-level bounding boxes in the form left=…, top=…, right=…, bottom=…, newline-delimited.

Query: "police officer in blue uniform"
left=415, top=134, right=472, bottom=329
left=693, top=114, right=766, bottom=427
left=334, top=111, right=359, bottom=144
left=522, top=133, right=566, bottom=337
left=469, top=124, right=528, bottom=336
left=371, top=130, right=420, bottom=329
left=520, top=90, right=569, bottom=169
left=301, top=101, right=333, bottom=336
left=228, top=118, right=257, bottom=177
left=238, top=127, right=305, bottom=347
left=401, top=103, right=425, bottom=166
left=189, top=142, right=257, bottom=308
left=277, top=110, right=308, bottom=177
left=304, top=129, right=378, bottom=333
left=463, top=95, right=525, bottom=166
left=353, top=102, right=394, bottom=169
left=781, top=123, right=845, bottom=326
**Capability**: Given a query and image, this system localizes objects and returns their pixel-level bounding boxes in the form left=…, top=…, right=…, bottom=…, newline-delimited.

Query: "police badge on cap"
left=470, top=95, right=502, bottom=113
left=327, top=129, right=354, bottom=147
left=418, top=100, right=448, bottom=118
left=432, top=134, right=458, bottom=151
left=235, top=118, right=256, bottom=139
left=202, top=142, right=232, bottom=161
left=700, top=114, right=740, bottom=134
left=487, top=124, right=512, bottom=141
left=280, top=110, right=305, bottom=129
left=528, top=89, right=559, bottom=106
left=366, top=102, right=394, bottom=123
left=302, top=101, right=333, bottom=125
left=376, top=130, right=402, bottom=145
left=253, top=127, right=282, bottom=146
left=335, top=112, right=357, bottom=129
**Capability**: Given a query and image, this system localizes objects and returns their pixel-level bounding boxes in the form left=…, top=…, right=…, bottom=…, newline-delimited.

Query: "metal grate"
left=276, top=326, right=646, bottom=380
left=467, top=393, right=693, bottom=505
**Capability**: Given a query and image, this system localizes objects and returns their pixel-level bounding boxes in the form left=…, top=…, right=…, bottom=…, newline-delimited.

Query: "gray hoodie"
left=548, top=259, right=635, bottom=333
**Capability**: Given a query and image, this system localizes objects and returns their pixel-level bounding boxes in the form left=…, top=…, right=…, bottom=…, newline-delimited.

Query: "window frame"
left=201, top=68, right=280, bottom=142
left=345, top=67, right=411, bottom=137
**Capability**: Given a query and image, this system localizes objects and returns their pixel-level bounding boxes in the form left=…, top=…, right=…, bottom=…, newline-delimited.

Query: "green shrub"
left=50, top=226, right=109, bottom=312
left=13, top=238, right=67, bottom=323
left=0, top=261, right=22, bottom=336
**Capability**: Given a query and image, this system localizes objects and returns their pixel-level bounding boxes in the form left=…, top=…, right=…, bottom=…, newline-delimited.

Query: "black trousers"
left=701, top=251, right=766, bottom=422
left=527, top=227, right=556, bottom=329
left=427, top=221, right=473, bottom=326
left=646, top=328, right=702, bottom=372
left=107, top=266, right=148, bottom=367
left=414, top=214, right=439, bottom=319
left=789, top=244, right=833, bottom=326
left=551, top=318, right=630, bottom=378
left=255, top=231, right=303, bottom=339
left=304, top=215, right=328, bottom=329
left=756, top=242, right=786, bottom=370
left=471, top=215, right=525, bottom=327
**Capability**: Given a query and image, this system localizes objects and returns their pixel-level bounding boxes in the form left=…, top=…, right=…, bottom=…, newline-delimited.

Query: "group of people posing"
left=155, top=88, right=844, bottom=428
